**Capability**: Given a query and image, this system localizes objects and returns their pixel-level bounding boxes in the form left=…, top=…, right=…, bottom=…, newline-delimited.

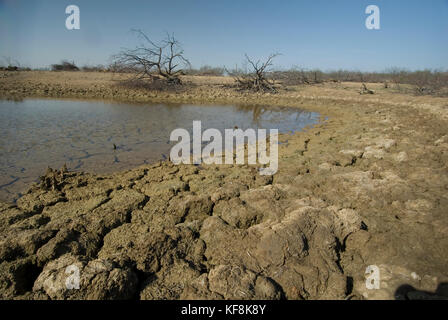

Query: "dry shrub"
left=185, top=65, right=225, bottom=76
left=272, top=68, right=324, bottom=85
left=51, top=60, right=79, bottom=71
left=227, top=53, right=280, bottom=93
left=81, top=65, right=106, bottom=72
left=270, top=67, right=448, bottom=96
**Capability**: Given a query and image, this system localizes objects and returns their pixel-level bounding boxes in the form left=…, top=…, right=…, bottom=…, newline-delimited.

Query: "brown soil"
left=0, top=71, right=447, bottom=300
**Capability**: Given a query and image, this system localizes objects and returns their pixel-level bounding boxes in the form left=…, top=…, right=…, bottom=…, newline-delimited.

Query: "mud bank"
left=1, top=71, right=448, bottom=300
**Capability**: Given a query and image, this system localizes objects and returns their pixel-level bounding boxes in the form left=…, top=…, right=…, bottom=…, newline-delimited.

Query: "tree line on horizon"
left=24, top=60, right=448, bottom=96
left=2, top=29, right=447, bottom=96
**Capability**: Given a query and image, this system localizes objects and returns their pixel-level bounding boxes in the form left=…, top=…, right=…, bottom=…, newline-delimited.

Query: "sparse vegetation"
left=107, top=61, right=139, bottom=74
left=81, top=64, right=106, bottom=72
left=0, top=57, right=21, bottom=71
left=7, top=52, right=444, bottom=97
left=272, top=67, right=324, bottom=85
left=51, top=60, right=79, bottom=71
left=185, top=65, right=225, bottom=76
left=270, top=67, right=448, bottom=96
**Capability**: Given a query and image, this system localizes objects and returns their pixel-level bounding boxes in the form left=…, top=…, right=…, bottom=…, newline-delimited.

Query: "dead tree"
left=113, top=30, right=190, bottom=85
left=228, top=53, right=280, bottom=93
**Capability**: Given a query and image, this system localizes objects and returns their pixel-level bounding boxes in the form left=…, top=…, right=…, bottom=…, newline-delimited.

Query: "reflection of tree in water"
left=234, top=105, right=271, bottom=127
left=234, top=104, right=308, bottom=128
left=156, top=103, right=314, bottom=131
left=156, top=103, right=185, bottom=126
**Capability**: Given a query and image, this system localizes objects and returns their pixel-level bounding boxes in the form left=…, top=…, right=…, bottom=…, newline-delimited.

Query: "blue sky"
left=1, top=0, right=447, bottom=71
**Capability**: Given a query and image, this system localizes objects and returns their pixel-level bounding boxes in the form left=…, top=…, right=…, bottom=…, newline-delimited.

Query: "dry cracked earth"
left=0, top=72, right=448, bottom=300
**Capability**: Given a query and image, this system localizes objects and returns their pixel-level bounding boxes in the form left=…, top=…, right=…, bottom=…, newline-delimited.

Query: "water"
left=0, top=99, right=319, bottom=201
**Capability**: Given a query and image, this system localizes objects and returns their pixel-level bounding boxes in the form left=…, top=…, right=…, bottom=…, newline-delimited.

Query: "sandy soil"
left=0, top=71, right=447, bottom=300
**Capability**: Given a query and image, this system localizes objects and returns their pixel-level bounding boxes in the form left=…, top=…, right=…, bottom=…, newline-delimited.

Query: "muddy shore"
left=1, top=71, right=447, bottom=300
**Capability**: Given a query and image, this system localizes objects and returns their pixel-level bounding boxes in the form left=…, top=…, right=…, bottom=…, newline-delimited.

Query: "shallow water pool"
left=0, top=99, right=319, bottom=201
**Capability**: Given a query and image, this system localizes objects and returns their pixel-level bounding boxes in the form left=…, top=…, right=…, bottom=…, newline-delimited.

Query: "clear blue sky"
left=1, top=0, right=447, bottom=71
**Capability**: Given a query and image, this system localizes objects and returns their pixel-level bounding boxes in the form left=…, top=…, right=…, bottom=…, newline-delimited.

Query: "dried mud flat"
left=0, top=71, right=448, bottom=300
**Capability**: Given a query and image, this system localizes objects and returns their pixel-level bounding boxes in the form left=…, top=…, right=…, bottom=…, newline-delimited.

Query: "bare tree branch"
left=113, top=30, right=190, bottom=84
left=227, top=53, right=281, bottom=93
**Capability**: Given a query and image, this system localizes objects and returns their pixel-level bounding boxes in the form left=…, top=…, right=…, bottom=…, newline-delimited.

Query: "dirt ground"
left=0, top=71, right=447, bottom=300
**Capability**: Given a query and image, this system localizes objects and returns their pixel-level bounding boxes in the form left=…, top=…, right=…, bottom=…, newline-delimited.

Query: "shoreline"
left=0, top=95, right=322, bottom=203
left=1, top=71, right=447, bottom=300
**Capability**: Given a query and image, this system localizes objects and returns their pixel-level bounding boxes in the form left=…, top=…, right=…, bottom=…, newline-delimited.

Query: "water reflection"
left=0, top=99, right=319, bottom=201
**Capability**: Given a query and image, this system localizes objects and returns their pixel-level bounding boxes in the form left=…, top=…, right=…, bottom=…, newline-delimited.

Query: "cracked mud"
left=1, top=72, right=447, bottom=300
